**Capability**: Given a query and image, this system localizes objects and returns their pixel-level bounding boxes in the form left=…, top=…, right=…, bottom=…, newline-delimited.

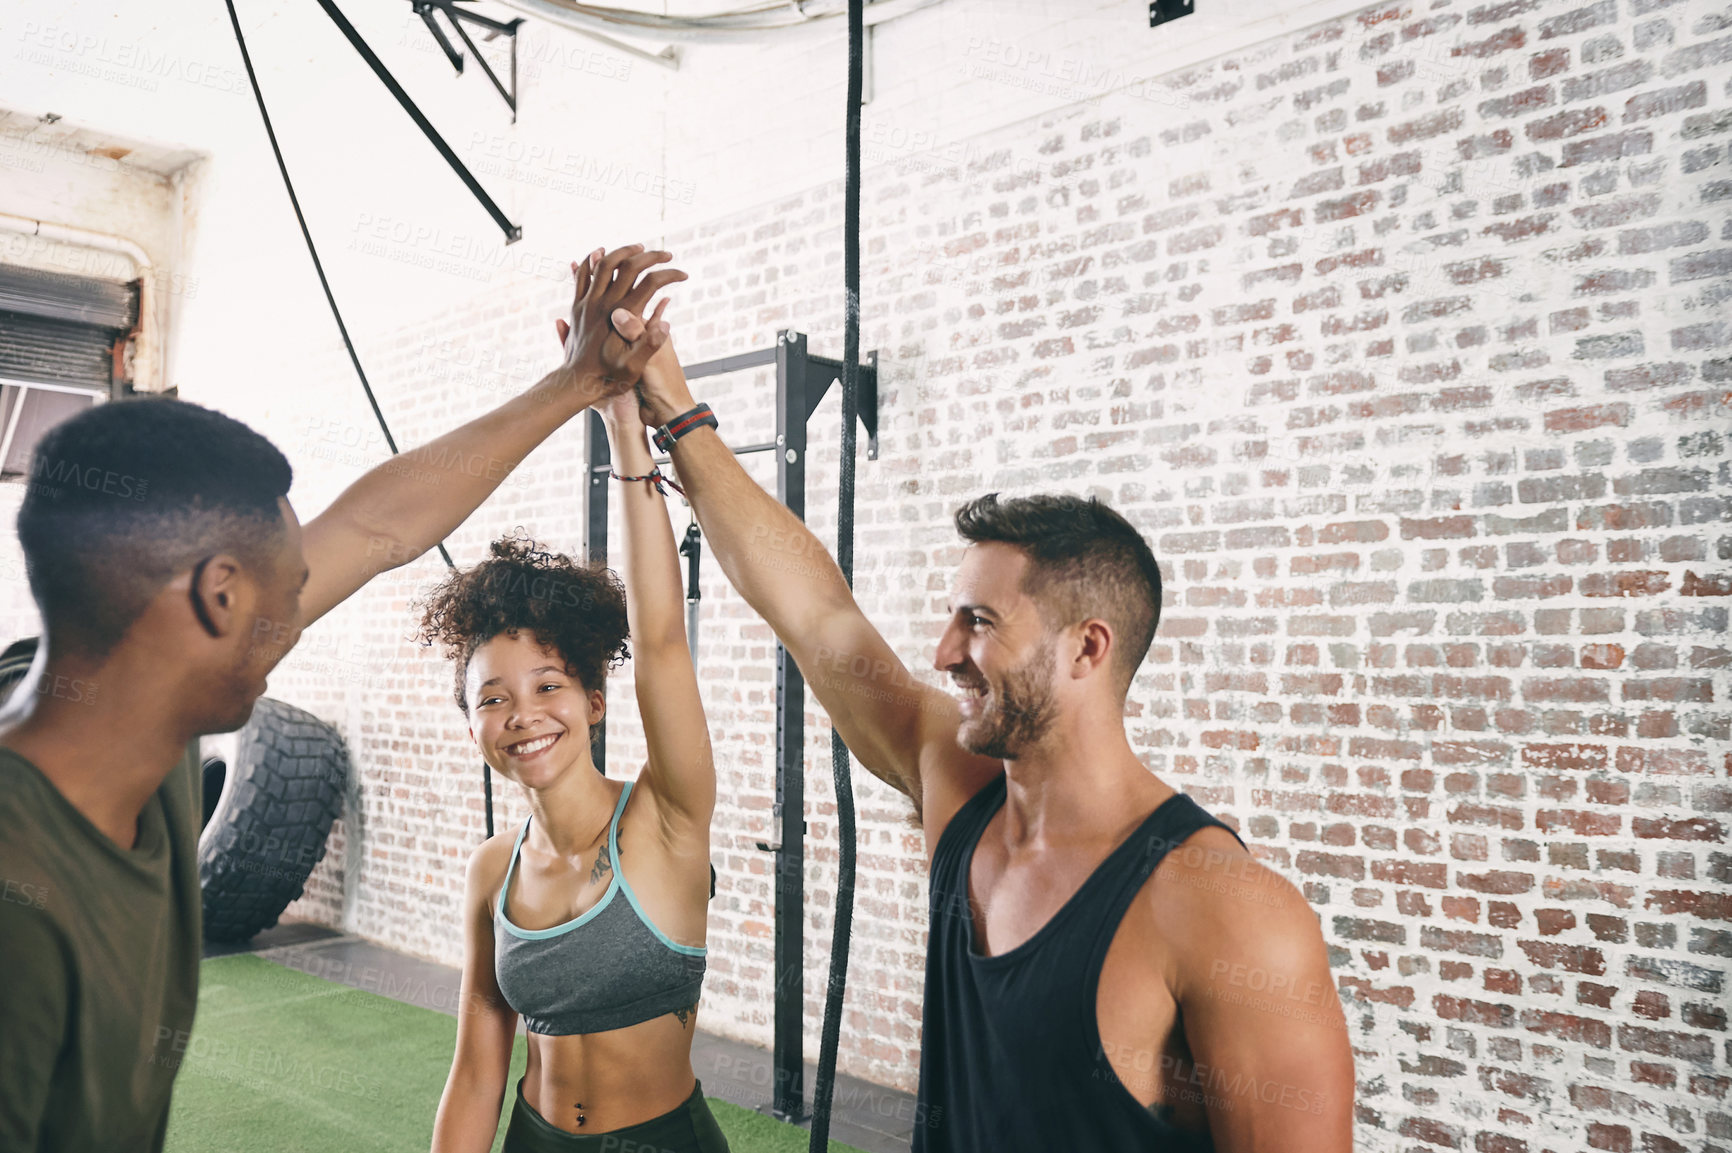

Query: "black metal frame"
left=412, top=0, right=524, bottom=119
left=313, top=0, right=523, bottom=242
left=1149, top=0, right=1196, bottom=25
left=585, top=328, right=877, bottom=1122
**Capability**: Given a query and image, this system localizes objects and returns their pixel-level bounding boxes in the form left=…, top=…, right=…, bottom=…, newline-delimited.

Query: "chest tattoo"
left=590, top=836, right=614, bottom=884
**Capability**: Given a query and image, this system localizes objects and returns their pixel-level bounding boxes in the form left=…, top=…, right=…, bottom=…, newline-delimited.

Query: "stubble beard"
left=958, top=635, right=1059, bottom=761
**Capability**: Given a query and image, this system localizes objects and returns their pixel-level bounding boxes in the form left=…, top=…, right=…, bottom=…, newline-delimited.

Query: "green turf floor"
left=165, top=955, right=867, bottom=1153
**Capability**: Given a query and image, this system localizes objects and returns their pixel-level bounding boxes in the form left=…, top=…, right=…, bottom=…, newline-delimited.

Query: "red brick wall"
left=270, top=1, right=1729, bottom=1147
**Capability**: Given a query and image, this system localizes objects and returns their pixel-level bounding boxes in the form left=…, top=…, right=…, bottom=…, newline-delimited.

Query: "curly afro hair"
left=413, top=530, right=631, bottom=729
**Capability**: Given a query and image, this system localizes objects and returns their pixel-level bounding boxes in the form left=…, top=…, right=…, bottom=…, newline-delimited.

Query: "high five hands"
left=554, top=243, right=684, bottom=405
left=600, top=293, right=698, bottom=432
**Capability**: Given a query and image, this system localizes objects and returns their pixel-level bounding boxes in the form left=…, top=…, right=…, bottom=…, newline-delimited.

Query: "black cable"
left=222, top=0, right=493, bottom=838
left=810, top=0, right=863, bottom=1147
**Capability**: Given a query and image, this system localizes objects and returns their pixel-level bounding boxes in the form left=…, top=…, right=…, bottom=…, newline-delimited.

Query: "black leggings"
left=502, top=1077, right=731, bottom=1153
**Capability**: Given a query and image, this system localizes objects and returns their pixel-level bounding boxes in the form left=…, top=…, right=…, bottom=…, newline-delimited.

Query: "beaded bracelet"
left=610, top=466, right=686, bottom=498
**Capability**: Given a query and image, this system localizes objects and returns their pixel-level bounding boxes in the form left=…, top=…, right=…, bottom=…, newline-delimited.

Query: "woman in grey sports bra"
left=419, top=312, right=729, bottom=1152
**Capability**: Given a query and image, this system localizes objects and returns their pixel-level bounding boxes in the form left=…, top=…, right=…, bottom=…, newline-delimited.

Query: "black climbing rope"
left=810, top=0, right=863, bottom=1147
left=222, top=0, right=493, bottom=838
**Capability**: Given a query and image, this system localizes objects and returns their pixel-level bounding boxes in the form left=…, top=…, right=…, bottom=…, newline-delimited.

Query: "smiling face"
left=463, top=628, right=603, bottom=787
left=933, top=541, right=1064, bottom=761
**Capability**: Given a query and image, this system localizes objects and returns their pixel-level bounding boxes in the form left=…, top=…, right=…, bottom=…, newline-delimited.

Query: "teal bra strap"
left=496, top=815, right=533, bottom=919
left=497, top=785, right=631, bottom=939
left=607, top=780, right=633, bottom=874
left=611, top=779, right=707, bottom=957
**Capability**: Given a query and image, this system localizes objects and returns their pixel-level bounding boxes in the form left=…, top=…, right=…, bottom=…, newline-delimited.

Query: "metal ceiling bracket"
left=315, top=0, right=523, bottom=243
left=412, top=0, right=525, bottom=120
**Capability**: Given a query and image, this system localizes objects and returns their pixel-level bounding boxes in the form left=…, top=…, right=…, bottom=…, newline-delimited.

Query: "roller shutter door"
left=0, top=263, right=139, bottom=477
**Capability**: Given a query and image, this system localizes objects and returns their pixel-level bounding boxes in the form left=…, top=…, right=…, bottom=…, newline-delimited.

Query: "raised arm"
left=623, top=330, right=1002, bottom=844
left=595, top=377, right=716, bottom=846
left=297, top=245, right=683, bottom=630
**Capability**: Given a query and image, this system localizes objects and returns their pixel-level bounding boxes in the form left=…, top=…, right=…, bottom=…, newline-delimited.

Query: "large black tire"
left=198, top=697, right=348, bottom=944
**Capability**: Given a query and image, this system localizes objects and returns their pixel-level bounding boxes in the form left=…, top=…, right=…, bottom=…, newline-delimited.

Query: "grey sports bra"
left=493, top=779, right=706, bottom=1035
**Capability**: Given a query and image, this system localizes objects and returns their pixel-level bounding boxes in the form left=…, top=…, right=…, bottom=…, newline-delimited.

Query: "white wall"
left=6, top=4, right=1727, bottom=1149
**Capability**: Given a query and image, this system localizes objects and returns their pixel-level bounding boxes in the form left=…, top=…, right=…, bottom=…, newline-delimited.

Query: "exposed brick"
left=1671, top=249, right=1732, bottom=285
left=1371, top=859, right=1449, bottom=888
left=161, top=2, right=1732, bottom=1137
left=1530, top=47, right=1570, bottom=78
left=1523, top=743, right=1607, bottom=771
left=1546, top=403, right=1632, bottom=431
left=1538, top=1, right=1616, bottom=40
left=1518, top=940, right=1607, bottom=973
left=1522, top=1009, right=1612, bottom=1047
left=1459, top=870, right=1536, bottom=895
left=1580, top=570, right=1671, bottom=597
left=1479, top=86, right=1554, bottom=119
left=1435, top=993, right=1516, bottom=1026
left=1587, top=1123, right=1633, bottom=1151
left=1574, top=268, right=1656, bottom=296
left=1634, top=817, right=1724, bottom=842
left=1562, top=129, right=1654, bottom=166
left=1681, top=571, right=1732, bottom=596
left=1625, top=80, right=1708, bottom=122
left=1526, top=106, right=1608, bottom=141
left=1618, top=1023, right=1714, bottom=1062
left=1390, top=108, right=1466, bottom=145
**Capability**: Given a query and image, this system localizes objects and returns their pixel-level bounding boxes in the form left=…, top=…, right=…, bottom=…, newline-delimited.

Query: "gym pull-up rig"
left=223, top=0, right=871, bottom=1146
left=585, top=333, right=878, bottom=1124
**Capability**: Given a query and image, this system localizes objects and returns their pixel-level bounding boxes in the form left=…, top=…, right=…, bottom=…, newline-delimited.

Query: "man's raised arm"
left=297, top=244, right=681, bottom=629
left=625, top=332, right=1001, bottom=836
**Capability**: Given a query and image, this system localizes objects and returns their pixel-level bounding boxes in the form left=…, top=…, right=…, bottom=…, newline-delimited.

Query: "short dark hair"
left=412, top=531, right=630, bottom=729
left=953, top=492, right=1163, bottom=695
left=16, top=398, right=293, bottom=660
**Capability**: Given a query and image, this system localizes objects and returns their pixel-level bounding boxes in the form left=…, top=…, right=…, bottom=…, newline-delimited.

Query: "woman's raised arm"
left=601, top=373, right=717, bottom=846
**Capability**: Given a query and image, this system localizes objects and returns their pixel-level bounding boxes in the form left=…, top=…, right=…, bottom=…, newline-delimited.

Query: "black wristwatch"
left=652, top=403, right=719, bottom=454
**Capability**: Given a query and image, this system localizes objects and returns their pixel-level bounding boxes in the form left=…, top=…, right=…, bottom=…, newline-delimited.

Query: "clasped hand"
left=553, top=244, right=694, bottom=433
left=553, top=244, right=682, bottom=415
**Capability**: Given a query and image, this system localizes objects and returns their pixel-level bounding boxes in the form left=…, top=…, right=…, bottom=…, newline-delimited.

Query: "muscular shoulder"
left=1145, top=825, right=1326, bottom=997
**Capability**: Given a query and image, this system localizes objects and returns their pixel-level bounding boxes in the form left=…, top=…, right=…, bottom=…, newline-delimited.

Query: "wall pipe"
left=0, top=211, right=163, bottom=394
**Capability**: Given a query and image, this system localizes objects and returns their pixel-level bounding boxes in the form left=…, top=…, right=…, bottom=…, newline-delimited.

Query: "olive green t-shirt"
left=0, top=740, right=202, bottom=1152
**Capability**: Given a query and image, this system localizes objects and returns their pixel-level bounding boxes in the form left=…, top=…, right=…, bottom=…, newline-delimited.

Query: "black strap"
left=222, top=0, right=492, bottom=838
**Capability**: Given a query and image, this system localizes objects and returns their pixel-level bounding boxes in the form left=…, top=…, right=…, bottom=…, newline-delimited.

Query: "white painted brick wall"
left=271, top=7, right=1732, bottom=1150
left=2, top=1, right=1727, bottom=1148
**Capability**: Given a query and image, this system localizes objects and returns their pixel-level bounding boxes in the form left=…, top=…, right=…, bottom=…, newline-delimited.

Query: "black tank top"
left=914, top=772, right=1246, bottom=1153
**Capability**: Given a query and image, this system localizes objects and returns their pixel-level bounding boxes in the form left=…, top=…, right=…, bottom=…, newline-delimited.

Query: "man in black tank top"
left=625, top=327, right=1355, bottom=1152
